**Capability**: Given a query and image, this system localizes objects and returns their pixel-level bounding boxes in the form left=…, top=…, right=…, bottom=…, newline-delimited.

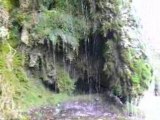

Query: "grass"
left=1, top=66, right=71, bottom=112
left=19, top=78, right=70, bottom=111
left=0, top=41, right=72, bottom=119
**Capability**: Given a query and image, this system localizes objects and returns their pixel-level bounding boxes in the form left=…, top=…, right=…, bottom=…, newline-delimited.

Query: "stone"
left=48, top=69, right=56, bottom=79
left=19, top=0, right=30, bottom=10
left=0, top=8, right=9, bottom=26
left=29, top=53, right=39, bottom=67
left=0, top=26, right=9, bottom=40
left=21, top=27, right=29, bottom=45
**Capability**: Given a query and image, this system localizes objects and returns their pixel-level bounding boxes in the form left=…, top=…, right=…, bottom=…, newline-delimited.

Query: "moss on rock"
left=56, top=66, right=75, bottom=94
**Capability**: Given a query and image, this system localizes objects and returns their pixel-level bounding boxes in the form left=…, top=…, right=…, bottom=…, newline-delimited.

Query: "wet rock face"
left=27, top=38, right=103, bottom=95
left=73, top=35, right=105, bottom=94
left=26, top=34, right=105, bottom=93
left=27, top=41, right=58, bottom=90
left=41, top=66, right=59, bottom=92
left=94, top=0, right=152, bottom=101
left=12, top=0, right=152, bottom=101
left=75, top=76, right=100, bottom=94
left=29, top=53, right=38, bottom=67
left=42, top=79, right=59, bottom=92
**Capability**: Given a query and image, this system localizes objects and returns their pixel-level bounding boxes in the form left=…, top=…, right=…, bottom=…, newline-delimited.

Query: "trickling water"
left=133, top=0, right=160, bottom=120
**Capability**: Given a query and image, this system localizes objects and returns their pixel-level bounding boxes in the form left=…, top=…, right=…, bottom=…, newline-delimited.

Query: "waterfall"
left=132, top=0, right=160, bottom=120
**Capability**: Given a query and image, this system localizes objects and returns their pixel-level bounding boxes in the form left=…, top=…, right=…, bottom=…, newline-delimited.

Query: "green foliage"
left=32, top=9, right=88, bottom=50
left=92, top=0, right=123, bottom=38
left=97, top=0, right=121, bottom=14
left=39, top=0, right=54, bottom=9
left=120, top=47, right=152, bottom=87
left=101, top=19, right=122, bottom=38
left=0, top=43, right=10, bottom=69
left=131, top=74, right=140, bottom=84
left=12, top=53, right=26, bottom=68
left=10, top=9, right=32, bottom=27
left=49, top=29, right=79, bottom=49
left=120, top=47, right=152, bottom=96
left=104, top=36, right=152, bottom=97
left=55, top=0, right=69, bottom=11
left=121, top=48, right=134, bottom=64
left=0, top=42, right=23, bottom=119
left=8, top=26, right=20, bottom=47
left=56, top=66, right=75, bottom=94
left=54, top=0, right=82, bottom=14
left=130, top=59, right=152, bottom=88
left=34, top=9, right=88, bottom=36
left=0, top=0, right=19, bottom=11
left=113, top=84, right=122, bottom=96
left=0, top=41, right=68, bottom=117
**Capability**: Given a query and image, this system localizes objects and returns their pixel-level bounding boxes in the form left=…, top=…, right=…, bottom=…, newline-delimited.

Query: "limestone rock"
left=0, top=8, right=9, bottom=41
left=0, top=7, right=9, bottom=26
left=29, top=53, right=39, bottom=67
left=0, top=26, right=9, bottom=40
left=21, top=27, right=29, bottom=45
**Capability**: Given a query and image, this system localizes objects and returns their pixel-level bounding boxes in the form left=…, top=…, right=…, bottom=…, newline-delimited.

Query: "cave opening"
left=74, top=34, right=106, bottom=94
left=26, top=31, right=108, bottom=95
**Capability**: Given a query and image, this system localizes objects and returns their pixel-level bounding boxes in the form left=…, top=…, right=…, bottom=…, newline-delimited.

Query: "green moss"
left=55, top=0, right=69, bottom=11
left=104, top=39, right=152, bottom=98
left=0, top=43, right=10, bottom=69
left=56, top=66, right=75, bottom=94
left=33, top=9, right=88, bottom=40
left=120, top=47, right=152, bottom=88
left=20, top=80, right=54, bottom=110
left=54, top=0, right=82, bottom=14
left=129, top=58, right=152, bottom=96
left=113, top=83, right=122, bottom=96
left=12, top=53, right=23, bottom=67
left=0, top=42, right=10, bottom=53
left=0, top=0, right=19, bottom=11
left=131, top=74, right=140, bottom=84
left=102, top=20, right=122, bottom=38
left=131, top=59, right=152, bottom=80
left=121, top=48, right=134, bottom=64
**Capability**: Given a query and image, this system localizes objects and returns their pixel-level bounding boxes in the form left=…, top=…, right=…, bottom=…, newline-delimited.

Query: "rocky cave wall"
left=1, top=0, right=153, bottom=103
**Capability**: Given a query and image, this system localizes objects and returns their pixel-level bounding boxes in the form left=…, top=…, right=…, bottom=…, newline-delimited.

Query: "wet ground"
left=27, top=95, right=143, bottom=120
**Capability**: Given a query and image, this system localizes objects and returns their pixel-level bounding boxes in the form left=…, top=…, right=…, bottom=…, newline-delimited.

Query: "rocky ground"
left=26, top=95, right=144, bottom=120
